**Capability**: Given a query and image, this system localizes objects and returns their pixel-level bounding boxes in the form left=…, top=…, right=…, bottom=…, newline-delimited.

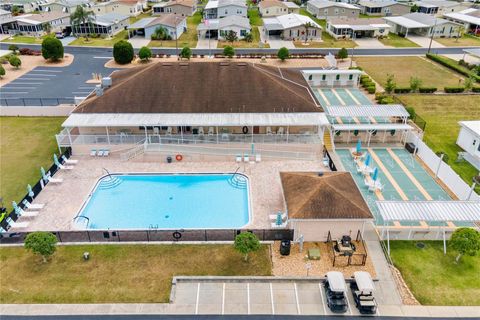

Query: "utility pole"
left=175, top=17, right=179, bottom=60
left=350, top=32, right=356, bottom=68
left=427, top=18, right=437, bottom=54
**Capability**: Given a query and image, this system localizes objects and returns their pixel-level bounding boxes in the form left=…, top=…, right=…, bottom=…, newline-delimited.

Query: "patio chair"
left=153, top=127, right=160, bottom=135
left=266, top=127, right=273, bottom=135
left=6, top=218, right=29, bottom=229
left=271, top=221, right=288, bottom=228
left=323, top=157, right=329, bottom=167
left=255, top=154, right=261, bottom=162
left=61, top=155, right=78, bottom=164
left=244, top=154, right=249, bottom=162
left=208, top=127, right=214, bottom=136
left=103, top=149, right=110, bottom=157
left=198, top=127, right=204, bottom=135
left=277, top=127, right=285, bottom=135
left=269, top=212, right=286, bottom=221
left=236, top=155, right=242, bottom=163
left=166, top=127, right=173, bottom=136
left=97, top=150, right=105, bottom=157
left=43, top=172, right=63, bottom=184
left=90, top=149, right=97, bottom=157
left=22, top=199, right=44, bottom=210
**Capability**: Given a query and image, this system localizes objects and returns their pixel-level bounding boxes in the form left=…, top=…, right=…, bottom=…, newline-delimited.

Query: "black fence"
left=326, top=230, right=368, bottom=267
left=324, top=150, right=337, bottom=172
left=0, top=228, right=294, bottom=244
left=412, top=114, right=427, bottom=132
left=0, top=98, right=76, bottom=107
left=0, top=148, right=72, bottom=232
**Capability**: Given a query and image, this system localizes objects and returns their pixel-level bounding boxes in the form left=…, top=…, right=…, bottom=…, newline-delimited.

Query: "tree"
left=450, top=228, right=480, bottom=263
left=234, top=232, right=261, bottom=262
left=224, top=30, right=238, bottom=43
left=0, top=64, right=5, bottom=78
left=42, top=22, right=52, bottom=34
left=113, top=40, right=134, bottom=64
left=409, top=76, right=422, bottom=92
left=384, top=74, right=396, bottom=94
left=8, top=44, right=18, bottom=53
left=138, top=46, right=152, bottom=61
left=464, top=76, right=474, bottom=91
left=223, top=45, right=235, bottom=58
left=24, top=232, right=58, bottom=263
left=41, top=37, right=64, bottom=61
left=337, top=47, right=348, bottom=60
left=70, top=5, right=95, bottom=41
left=151, top=26, right=171, bottom=42
left=410, top=4, right=419, bottom=12
left=244, top=32, right=253, bottom=42
left=454, top=25, right=465, bottom=42
left=302, top=22, right=314, bottom=43
left=11, top=5, right=20, bottom=16
left=9, top=55, right=21, bottom=69
left=180, top=46, right=192, bottom=60
left=277, top=47, right=290, bottom=61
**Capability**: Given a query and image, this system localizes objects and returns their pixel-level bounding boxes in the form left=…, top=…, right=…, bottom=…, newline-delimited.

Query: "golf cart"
left=350, top=271, right=377, bottom=314
left=324, top=271, right=348, bottom=313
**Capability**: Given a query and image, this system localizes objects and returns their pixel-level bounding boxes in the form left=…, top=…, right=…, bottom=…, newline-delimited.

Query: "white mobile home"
left=457, top=121, right=480, bottom=170
left=302, top=69, right=362, bottom=87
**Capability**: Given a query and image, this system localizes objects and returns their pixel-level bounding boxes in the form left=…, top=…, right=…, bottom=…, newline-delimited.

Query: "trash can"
left=405, top=142, right=416, bottom=154
left=167, top=156, right=172, bottom=163
left=280, top=240, right=291, bottom=256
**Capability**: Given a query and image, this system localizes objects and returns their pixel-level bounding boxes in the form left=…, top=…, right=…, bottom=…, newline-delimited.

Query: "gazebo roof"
left=324, top=105, right=410, bottom=118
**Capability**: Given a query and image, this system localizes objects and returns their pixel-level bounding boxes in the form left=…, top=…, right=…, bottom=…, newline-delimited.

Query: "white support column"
left=144, top=126, right=148, bottom=142
left=67, top=127, right=73, bottom=146
left=443, top=228, right=447, bottom=255
left=383, top=130, right=387, bottom=143
left=286, top=126, right=289, bottom=144
left=181, top=126, right=184, bottom=143
left=106, top=126, right=110, bottom=145
left=387, top=228, right=390, bottom=256
left=251, top=125, right=254, bottom=144
left=435, top=153, right=444, bottom=178
left=216, top=126, right=219, bottom=144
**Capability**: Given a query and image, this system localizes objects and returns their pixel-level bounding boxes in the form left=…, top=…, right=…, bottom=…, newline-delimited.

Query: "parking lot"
left=173, top=279, right=380, bottom=316
left=0, top=53, right=114, bottom=106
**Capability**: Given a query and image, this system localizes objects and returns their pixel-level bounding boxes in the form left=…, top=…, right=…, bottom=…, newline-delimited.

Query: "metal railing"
left=120, top=139, right=147, bottom=161
left=1, top=98, right=76, bottom=107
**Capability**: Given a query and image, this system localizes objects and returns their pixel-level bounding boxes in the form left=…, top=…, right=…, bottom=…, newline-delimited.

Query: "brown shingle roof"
left=147, top=14, right=186, bottom=28
left=74, top=62, right=321, bottom=114
left=280, top=172, right=373, bottom=220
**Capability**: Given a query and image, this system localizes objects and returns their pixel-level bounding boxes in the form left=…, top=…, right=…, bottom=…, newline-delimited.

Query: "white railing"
left=406, top=131, right=480, bottom=201
left=119, top=140, right=147, bottom=161
left=56, top=133, right=322, bottom=147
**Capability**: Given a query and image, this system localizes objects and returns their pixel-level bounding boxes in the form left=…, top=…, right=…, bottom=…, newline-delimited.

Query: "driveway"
left=128, top=36, right=150, bottom=49
left=407, top=36, right=445, bottom=48
left=354, top=38, right=386, bottom=49
left=60, top=36, right=76, bottom=46
left=196, top=37, right=218, bottom=50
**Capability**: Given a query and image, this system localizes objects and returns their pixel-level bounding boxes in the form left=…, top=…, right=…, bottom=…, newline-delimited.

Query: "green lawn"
left=148, top=12, right=201, bottom=48
left=0, top=117, right=65, bottom=212
left=0, top=244, right=272, bottom=303
left=434, top=34, right=480, bottom=47
left=354, top=56, right=465, bottom=88
left=217, top=27, right=269, bottom=48
left=1, top=35, right=46, bottom=44
left=395, top=95, right=480, bottom=193
left=69, top=30, right=128, bottom=47
left=248, top=8, right=263, bottom=26
left=378, top=33, right=420, bottom=48
left=390, top=241, right=480, bottom=306
left=359, top=13, right=383, bottom=18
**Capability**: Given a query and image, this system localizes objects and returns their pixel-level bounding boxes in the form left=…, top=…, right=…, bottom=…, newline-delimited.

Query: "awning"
left=326, top=272, right=346, bottom=292
left=332, top=123, right=413, bottom=131
left=384, top=16, right=427, bottom=29
left=376, top=200, right=480, bottom=222
left=324, top=105, right=409, bottom=118
left=62, top=112, right=330, bottom=127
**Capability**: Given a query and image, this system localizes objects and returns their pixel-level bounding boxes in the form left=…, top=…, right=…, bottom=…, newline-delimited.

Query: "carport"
left=384, top=15, right=429, bottom=37
left=128, top=17, right=156, bottom=37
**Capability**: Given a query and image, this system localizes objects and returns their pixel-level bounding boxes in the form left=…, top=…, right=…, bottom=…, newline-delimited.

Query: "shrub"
left=378, top=95, right=395, bottom=104
left=337, top=47, right=348, bottom=60
left=349, top=66, right=363, bottom=71
left=9, top=55, right=21, bottom=68
left=384, top=74, right=396, bottom=94
left=8, top=44, right=18, bottom=53
left=418, top=87, right=437, bottom=93
left=405, top=106, right=415, bottom=119
left=409, top=76, right=422, bottom=92
left=234, top=232, right=261, bottom=262
left=24, top=232, right=57, bottom=263
left=223, top=45, right=235, bottom=58
left=472, top=87, right=480, bottom=93
left=366, top=85, right=376, bottom=94
left=426, top=53, right=480, bottom=82
left=444, top=87, right=465, bottom=93
left=113, top=40, right=134, bottom=64
left=138, top=46, right=152, bottom=61
left=394, top=87, right=411, bottom=94
left=0, top=64, right=5, bottom=78
left=450, top=228, right=480, bottom=263
left=277, top=47, right=289, bottom=61
left=19, top=48, right=32, bottom=55
left=179, top=46, right=192, bottom=60
left=41, top=37, right=64, bottom=61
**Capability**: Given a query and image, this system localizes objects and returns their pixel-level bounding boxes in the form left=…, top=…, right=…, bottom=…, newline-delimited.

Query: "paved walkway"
left=354, top=38, right=387, bottom=49
left=196, top=37, right=218, bottom=50
left=128, top=36, right=150, bottom=49
left=407, top=36, right=445, bottom=48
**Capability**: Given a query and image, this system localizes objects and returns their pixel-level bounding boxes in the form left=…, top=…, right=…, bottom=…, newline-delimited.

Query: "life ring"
left=242, top=126, right=249, bottom=134
left=172, top=231, right=182, bottom=240
left=175, top=154, right=183, bottom=161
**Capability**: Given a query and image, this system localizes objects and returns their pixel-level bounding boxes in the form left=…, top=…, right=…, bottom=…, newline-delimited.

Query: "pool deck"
left=15, top=157, right=326, bottom=231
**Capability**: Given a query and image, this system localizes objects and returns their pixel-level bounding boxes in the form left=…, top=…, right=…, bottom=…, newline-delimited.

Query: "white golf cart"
left=350, top=271, right=377, bottom=314
left=324, top=271, right=348, bottom=313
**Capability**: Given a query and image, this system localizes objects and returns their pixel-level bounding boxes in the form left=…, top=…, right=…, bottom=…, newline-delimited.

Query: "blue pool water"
left=76, top=174, right=250, bottom=229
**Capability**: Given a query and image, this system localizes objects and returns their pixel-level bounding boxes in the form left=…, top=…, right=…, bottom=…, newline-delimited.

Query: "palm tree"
left=42, top=22, right=52, bottom=35
left=70, top=5, right=95, bottom=41
left=302, top=22, right=314, bottom=44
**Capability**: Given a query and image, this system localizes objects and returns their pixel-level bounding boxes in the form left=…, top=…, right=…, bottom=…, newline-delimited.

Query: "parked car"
left=324, top=271, right=348, bottom=313
left=55, top=32, right=65, bottom=39
left=350, top=271, right=377, bottom=314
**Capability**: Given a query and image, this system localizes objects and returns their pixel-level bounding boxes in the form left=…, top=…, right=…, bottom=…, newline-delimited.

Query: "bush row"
left=19, top=48, right=41, bottom=56
left=426, top=53, right=480, bottom=83
left=360, top=75, right=376, bottom=94
left=472, top=87, right=480, bottom=93
left=444, top=87, right=465, bottom=93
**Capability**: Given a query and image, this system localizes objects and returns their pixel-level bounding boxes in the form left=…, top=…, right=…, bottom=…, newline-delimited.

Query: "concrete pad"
left=452, top=306, right=480, bottom=317
left=401, top=305, right=431, bottom=317
left=250, top=303, right=273, bottom=315
left=272, top=282, right=295, bottom=290
left=224, top=289, right=247, bottom=304
left=128, top=36, right=150, bottom=49
left=199, top=282, right=223, bottom=291
left=198, top=290, right=222, bottom=305
left=297, top=289, right=321, bottom=304
left=377, top=304, right=403, bottom=316
left=407, top=36, right=445, bottom=48
left=249, top=290, right=272, bottom=304
left=197, top=303, right=222, bottom=314
left=224, top=282, right=247, bottom=290
left=223, top=303, right=248, bottom=314
left=273, top=303, right=298, bottom=315
left=170, top=304, right=196, bottom=314
left=427, top=306, right=461, bottom=317
left=196, top=38, right=218, bottom=50
left=296, top=282, right=320, bottom=291
left=174, top=289, right=198, bottom=304
left=355, top=38, right=386, bottom=48
left=299, top=303, right=324, bottom=315
left=272, top=289, right=296, bottom=304
left=249, top=282, right=270, bottom=290
left=268, top=39, right=295, bottom=49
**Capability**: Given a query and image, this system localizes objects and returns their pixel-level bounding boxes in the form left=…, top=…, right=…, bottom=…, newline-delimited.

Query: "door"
left=253, top=126, right=260, bottom=134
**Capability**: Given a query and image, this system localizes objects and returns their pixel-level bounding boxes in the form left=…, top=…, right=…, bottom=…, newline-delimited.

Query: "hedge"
left=472, top=87, right=480, bottom=93
left=426, top=53, right=480, bottom=83
left=418, top=87, right=437, bottom=93
left=366, top=86, right=376, bottom=94
left=444, top=87, right=465, bottom=93
left=394, top=87, right=411, bottom=93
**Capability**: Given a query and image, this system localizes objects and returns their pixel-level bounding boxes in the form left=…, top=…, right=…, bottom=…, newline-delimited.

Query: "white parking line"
left=32, top=70, right=62, bottom=73
left=345, top=288, right=353, bottom=316
left=318, top=283, right=327, bottom=314
left=72, top=92, right=92, bottom=94
left=93, top=56, right=112, bottom=59
left=221, top=283, right=225, bottom=315
left=195, top=283, right=200, bottom=315
left=270, top=283, right=275, bottom=315
left=7, top=82, right=41, bottom=85
left=78, top=86, right=95, bottom=89
left=24, top=74, right=57, bottom=77
left=1, top=87, right=34, bottom=89
left=294, top=283, right=300, bottom=315
left=247, top=283, right=250, bottom=315
left=17, top=78, right=50, bottom=81
left=0, top=92, right=28, bottom=94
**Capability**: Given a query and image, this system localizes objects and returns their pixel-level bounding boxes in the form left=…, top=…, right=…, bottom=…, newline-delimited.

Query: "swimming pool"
left=75, top=173, right=250, bottom=230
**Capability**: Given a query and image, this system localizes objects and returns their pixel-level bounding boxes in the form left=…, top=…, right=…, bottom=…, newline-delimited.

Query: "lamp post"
left=175, top=16, right=179, bottom=60
left=427, top=18, right=437, bottom=54
left=350, top=31, right=356, bottom=68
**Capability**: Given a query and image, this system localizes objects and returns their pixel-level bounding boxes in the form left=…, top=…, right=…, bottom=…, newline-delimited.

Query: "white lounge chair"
left=44, top=174, right=63, bottom=184
left=198, top=127, right=204, bottom=135
left=61, top=155, right=78, bottom=164
left=323, top=157, right=329, bottom=167
left=208, top=127, right=214, bottom=136
left=90, top=149, right=97, bottom=157
left=6, top=218, right=29, bottom=229
left=22, top=199, right=44, bottom=210
left=58, top=163, right=74, bottom=170
left=255, top=154, right=261, bottom=162
left=244, top=154, right=249, bottom=162
left=166, top=127, right=173, bottom=136
left=271, top=221, right=288, bottom=228
left=97, top=150, right=105, bottom=157
left=153, top=127, right=160, bottom=135
left=236, top=155, right=242, bottom=163
left=277, top=127, right=284, bottom=135
left=269, top=212, right=287, bottom=221
left=20, top=211, right=39, bottom=218
left=266, top=127, right=273, bottom=135
left=102, top=149, right=110, bottom=157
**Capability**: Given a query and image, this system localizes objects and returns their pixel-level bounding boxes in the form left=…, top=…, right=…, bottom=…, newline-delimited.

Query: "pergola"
left=324, top=105, right=412, bottom=145
left=376, top=200, right=480, bottom=255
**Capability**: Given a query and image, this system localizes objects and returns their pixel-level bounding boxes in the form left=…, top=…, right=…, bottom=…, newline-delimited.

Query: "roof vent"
left=101, top=77, right=112, bottom=88
left=95, top=85, right=103, bottom=97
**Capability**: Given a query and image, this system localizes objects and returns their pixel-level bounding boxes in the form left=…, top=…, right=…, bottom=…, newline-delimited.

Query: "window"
left=334, top=9, right=339, bottom=14
left=349, top=74, right=353, bottom=80
left=308, top=74, right=313, bottom=80
left=322, top=74, right=326, bottom=81
left=336, top=74, right=340, bottom=80
left=240, top=29, right=246, bottom=36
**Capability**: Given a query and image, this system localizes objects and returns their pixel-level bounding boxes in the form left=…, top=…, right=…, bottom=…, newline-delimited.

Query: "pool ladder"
left=229, top=168, right=247, bottom=189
